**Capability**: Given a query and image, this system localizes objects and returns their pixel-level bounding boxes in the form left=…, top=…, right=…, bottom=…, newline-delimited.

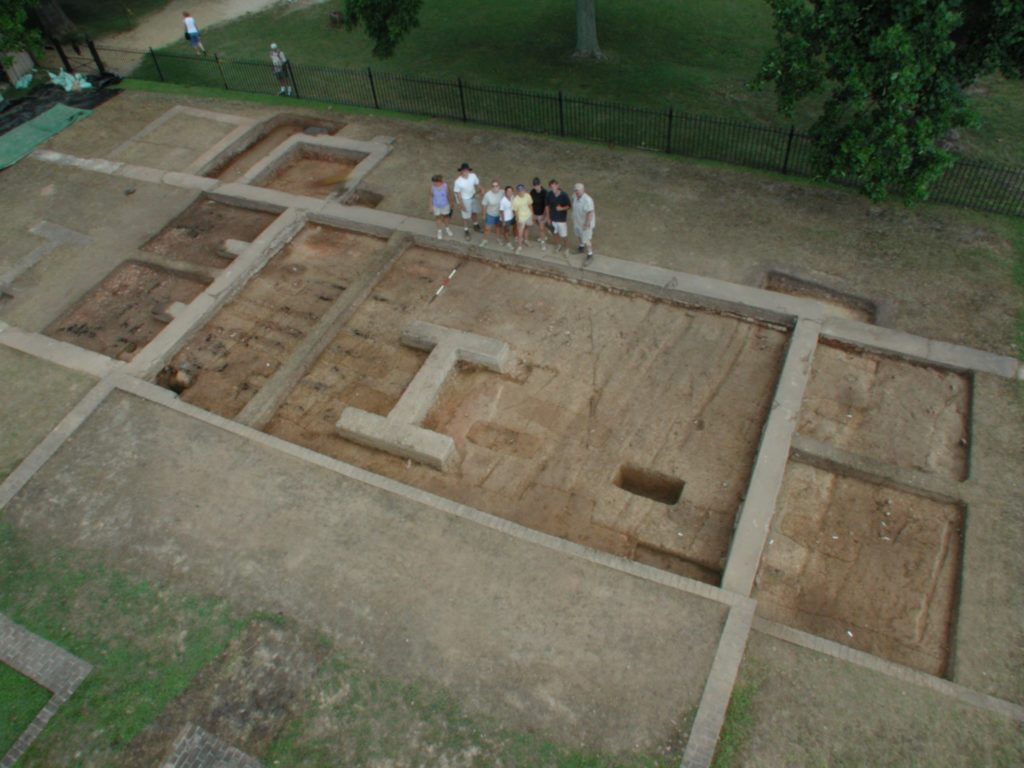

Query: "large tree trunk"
left=32, top=0, right=79, bottom=42
left=574, top=0, right=604, bottom=59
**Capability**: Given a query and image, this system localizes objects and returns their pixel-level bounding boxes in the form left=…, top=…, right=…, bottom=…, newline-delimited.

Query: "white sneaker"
left=480, top=239, right=488, bottom=246
left=515, top=246, right=522, bottom=254
left=445, top=227, right=453, bottom=236
left=437, top=230, right=443, bottom=240
left=505, top=241, right=513, bottom=249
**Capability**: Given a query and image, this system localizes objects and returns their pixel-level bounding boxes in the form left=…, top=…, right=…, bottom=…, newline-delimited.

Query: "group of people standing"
left=430, top=164, right=596, bottom=264
left=182, top=12, right=294, bottom=96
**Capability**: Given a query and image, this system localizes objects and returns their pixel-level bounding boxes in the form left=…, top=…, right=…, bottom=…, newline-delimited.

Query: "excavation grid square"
left=265, top=247, right=788, bottom=582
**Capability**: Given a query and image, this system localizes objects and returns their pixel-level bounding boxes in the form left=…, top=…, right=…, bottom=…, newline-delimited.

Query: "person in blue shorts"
left=182, top=12, right=206, bottom=56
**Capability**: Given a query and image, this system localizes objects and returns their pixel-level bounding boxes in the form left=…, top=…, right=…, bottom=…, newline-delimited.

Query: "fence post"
left=86, top=40, right=107, bottom=75
left=665, top=107, right=674, bottom=154
left=457, top=77, right=467, bottom=122
left=149, top=47, right=165, bottom=82
left=53, top=39, right=73, bottom=73
left=782, top=125, right=796, bottom=175
left=367, top=66, right=379, bottom=109
left=558, top=90, right=565, bottom=137
left=286, top=60, right=300, bottom=99
left=214, top=53, right=228, bottom=89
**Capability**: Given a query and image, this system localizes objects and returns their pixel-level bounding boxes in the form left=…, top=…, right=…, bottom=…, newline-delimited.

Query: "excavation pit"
left=45, top=260, right=207, bottom=360
left=206, top=116, right=345, bottom=182
left=764, top=271, right=877, bottom=323
left=347, top=189, right=384, bottom=209
left=615, top=465, right=685, bottom=505
left=256, top=246, right=788, bottom=580
left=798, top=341, right=970, bottom=481
left=754, top=461, right=963, bottom=677
left=142, top=198, right=277, bottom=268
left=256, top=145, right=369, bottom=198
left=165, top=225, right=386, bottom=418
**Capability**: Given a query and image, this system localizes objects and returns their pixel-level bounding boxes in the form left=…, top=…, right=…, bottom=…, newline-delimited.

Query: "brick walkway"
left=160, top=723, right=262, bottom=768
left=0, top=614, right=91, bottom=768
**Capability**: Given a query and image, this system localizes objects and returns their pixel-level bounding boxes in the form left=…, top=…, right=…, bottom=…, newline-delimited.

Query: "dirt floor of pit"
left=754, top=462, right=962, bottom=676
left=44, top=260, right=207, bottom=360
left=258, top=246, right=788, bottom=582
left=797, top=342, right=971, bottom=481
left=260, top=152, right=359, bottom=198
left=142, top=198, right=278, bottom=269
left=170, top=225, right=386, bottom=418
left=208, top=119, right=344, bottom=183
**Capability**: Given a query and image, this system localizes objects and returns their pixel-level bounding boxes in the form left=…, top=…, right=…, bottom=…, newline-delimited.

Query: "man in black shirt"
left=529, top=177, right=548, bottom=251
left=546, top=179, right=571, bottom=253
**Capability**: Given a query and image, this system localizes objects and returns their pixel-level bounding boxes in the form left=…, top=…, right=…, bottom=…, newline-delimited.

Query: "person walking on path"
left=270, top=43, right=292, bottom=96
left=453, top=163, right=483, bottom=240
left=429, top=174, right=455, bottom=239
left=500, top=186, right=515, bottom=248
left=529, top=177, right=548, bottom=251
left=546, top=180, right=571, bottom=253
left=480, top=179, right=504, bottom=247
left=182, top=12, right=206, bottom=56
left=572, top=182, right=596, bottom=265
left=512, top=184, right=533, bottom=253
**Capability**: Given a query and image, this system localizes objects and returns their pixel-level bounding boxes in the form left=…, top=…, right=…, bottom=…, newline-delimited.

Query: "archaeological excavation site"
left=1, top=95, right=1021, bottom=768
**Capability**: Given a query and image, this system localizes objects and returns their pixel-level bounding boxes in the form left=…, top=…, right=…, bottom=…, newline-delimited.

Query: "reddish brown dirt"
left=260, top=150, right=360, bottom=198
left=168, top=226, right=385, bottom=418
left=797, top=342, right=970, bottom=481
left=142, top=198, right=277, bottom=268
left=44, top=260, right=206, bottom=360
left=754, top=462, right=962, bottom=676
left=264, top=246, right=788, bottom=582
left=208, top=119, right=344, bottom=183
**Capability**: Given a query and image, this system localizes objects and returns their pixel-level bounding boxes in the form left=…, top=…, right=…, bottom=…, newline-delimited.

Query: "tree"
left=345, top=0, right=604, bottom=60
left=757, top=0, right=1024, bottom=201
left=1, top=0, right=43, bottom=67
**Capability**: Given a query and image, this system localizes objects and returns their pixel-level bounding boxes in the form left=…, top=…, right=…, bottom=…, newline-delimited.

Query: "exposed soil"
left=259, top=148, right=363, bottom=198
left=142, top=197, right=277, bottom=268
left=754, top=462, right=963, bottom=676
left=264, top=246, right=788, bottom=582
left=113, top=620, right=326, bottom=768
left=207, top=117, right=345, bottom=182
left=168, top=225, right=385, bottom=417
left=763, top=271, right=877, bottom=323
left=797, top=342, right=971, bottom=481
left=44, top=260, right=207, bottom=360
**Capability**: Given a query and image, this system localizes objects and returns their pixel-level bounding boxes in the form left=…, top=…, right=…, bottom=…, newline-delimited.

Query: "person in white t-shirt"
left=182, top=12, right=206, bottom=56
left=499, top=186, right=515, bottom=249
left=452, top=163, right=482, bottom=240
left=480, top=179, right=505, bottom=247
left=572, top=182, right=596, bottom=265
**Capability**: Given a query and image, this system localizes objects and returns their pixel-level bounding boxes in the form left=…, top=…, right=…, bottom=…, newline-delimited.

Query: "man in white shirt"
left=270, top=44, right=292, bottom=96
left=182, top=12, right=206, bottom=56
left=572, top=182, right=596, bottom=265
left=480, top=179, right=504, bottom=247
left=452, top=163, right=482, bottom=240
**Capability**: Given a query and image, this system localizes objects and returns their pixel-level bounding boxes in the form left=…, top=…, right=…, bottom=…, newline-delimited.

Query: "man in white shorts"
left=453, top=163, right=483, bottom=240
left=545, top=179, right=571, bottom=253
left=572, top=182, right=596, bottom=265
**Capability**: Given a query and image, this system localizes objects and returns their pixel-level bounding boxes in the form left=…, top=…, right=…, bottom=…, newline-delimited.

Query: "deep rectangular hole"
left=614, top=465, right=684, bottom=505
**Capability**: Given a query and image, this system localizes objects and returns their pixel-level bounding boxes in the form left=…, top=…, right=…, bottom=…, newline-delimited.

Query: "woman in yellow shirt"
left=511, top=184, right=534, bottom=254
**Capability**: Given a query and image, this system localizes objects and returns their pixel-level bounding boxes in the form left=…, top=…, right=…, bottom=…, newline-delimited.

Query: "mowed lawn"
left=141, top=0, right=1024, bottom=166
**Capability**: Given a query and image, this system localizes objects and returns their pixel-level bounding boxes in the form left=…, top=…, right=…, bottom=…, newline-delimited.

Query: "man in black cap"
left=452, top=163, right=483, bottom=239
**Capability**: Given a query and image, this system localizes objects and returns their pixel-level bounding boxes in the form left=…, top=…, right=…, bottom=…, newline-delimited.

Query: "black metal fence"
left=49, top=41, right=1024, bottom=218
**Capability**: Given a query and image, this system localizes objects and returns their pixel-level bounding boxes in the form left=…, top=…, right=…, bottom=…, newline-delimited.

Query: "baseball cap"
left=532, top=177, right=541, bottom=186
left=458, top=162, right=471, bottom=171
left=515, top=184, right=525, bottom=192
left=574, top=182, right=585, bottom=192
left=270, top=43, right=278, bottom=49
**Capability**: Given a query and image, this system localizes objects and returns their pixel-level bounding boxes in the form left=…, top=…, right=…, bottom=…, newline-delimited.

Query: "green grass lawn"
left=0, top=664, right=50, bottom=755
left=62, top=0, right=168, bottom=38
left=139, top=0, right=1024, bottom=167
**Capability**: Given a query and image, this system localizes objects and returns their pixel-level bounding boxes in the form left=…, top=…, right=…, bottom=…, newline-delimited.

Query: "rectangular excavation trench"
left=164, top=224, right=386, bottom=419
left=256, top=145, right=369, bottom=199
left=205, top=116, right=345, bottom=183
left=221, top=245, right=791, bottom=584
left=142, top=197, right=278, bottom=269
left=754, top=461, right=963, bottom=677
left=45, top=260, right=208, bottom=361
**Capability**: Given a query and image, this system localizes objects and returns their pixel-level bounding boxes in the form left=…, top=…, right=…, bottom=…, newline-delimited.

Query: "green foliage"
left=0, top=0, right=43, bottom=66
left=758, top=0, right=1024, bottom=201
left=0, top=665, right=50, bottom=754
left=344, top=0, right=424, bottom=58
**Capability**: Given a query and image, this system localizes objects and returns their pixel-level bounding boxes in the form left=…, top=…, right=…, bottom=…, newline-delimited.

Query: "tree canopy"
left=757, top=0, right=1024, bottom=201
left=1, top=0, right=43, bottom=67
